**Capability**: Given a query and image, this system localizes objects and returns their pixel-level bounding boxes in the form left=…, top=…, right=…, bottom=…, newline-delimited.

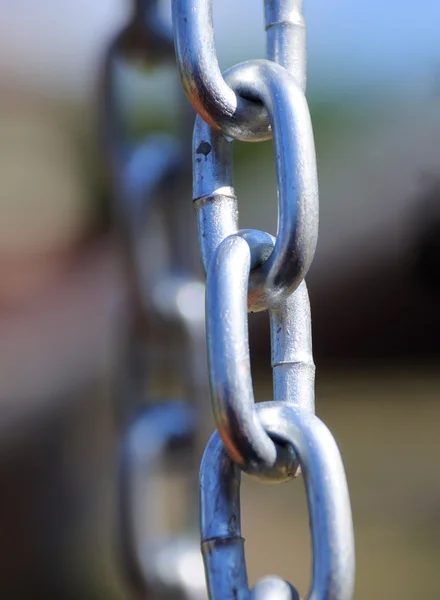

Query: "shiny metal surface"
left=172, top=0, right=306, bottom=141
left=183, top=0, right=356, bottom=587
left=264, top=0, right=306, bottom=91
left=205, top=231, right=314, bottom=478
left=172, top=0, right=269, bottom=141
left=193, top=60, right=318, bottom=310
left=192, top=119, right=237, bottom=273
left=251, top=577, right=300, bottom=600
left=100, top=2, right=356, bottom=598
left=200, top=403, right=355, bottom=600
left=270, top=280, right=315, bottom=412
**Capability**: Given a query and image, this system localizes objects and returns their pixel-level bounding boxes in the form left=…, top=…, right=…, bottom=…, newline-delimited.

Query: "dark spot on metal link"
left=196, top=141, right=212, bottom=157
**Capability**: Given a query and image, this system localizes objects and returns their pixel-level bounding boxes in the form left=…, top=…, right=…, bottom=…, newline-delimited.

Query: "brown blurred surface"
left=2, top=366, right=439, bottom=599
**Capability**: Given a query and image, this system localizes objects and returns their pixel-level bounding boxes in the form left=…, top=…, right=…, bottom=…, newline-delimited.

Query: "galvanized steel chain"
left=101, top=1, right=209, bottom=598
left=171, top=1, right=356, bottom=599
left=101, top=0, right=356, bottom=598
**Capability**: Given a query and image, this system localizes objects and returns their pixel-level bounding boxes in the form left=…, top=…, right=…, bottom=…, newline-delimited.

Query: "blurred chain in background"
left=0, top=1, right=439, bottom=600
left=101, top=0, right=210, bottom=598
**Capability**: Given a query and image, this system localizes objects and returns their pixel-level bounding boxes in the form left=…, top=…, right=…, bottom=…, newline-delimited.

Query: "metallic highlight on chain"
left=265, top=0, right=307, bottom=89
left=172, top=1, right=306, bottom=141
left=172, top=0, right=355, bottom=597
left=200, top=403, right=355, bottom=600
left=101, top=1, right=209, bottom=598
left=172, top=0, right=271, bottom=141
left=103, top=0, right=356, bottom=598
left=206, top=230, right=314, bottom=478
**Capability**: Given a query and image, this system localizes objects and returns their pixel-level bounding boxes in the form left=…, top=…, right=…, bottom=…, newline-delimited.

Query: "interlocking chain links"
left=101, top=1, right=208, bottom=598
left=200, top=403, right=355, bottom=600
left=102, top=0, right=177, bottom=171
left=101, top=0, right=180, bottom=321
left=185, top=3, right=318, bottom=464
left=193, top=60, right=318, bottom=312
left=172, top=0, right=306, bottom=140
left=171, top=0, right=355, bottom=598
left=206, top=231, right=314, bottom=477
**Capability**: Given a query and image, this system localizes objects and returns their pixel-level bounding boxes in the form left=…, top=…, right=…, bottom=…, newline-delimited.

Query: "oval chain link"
left=102, top=1, right=357, bottom=599
left=200, top=403, right=355, bottom=600
left=171, top=0, right=356, bottom=598
left=102, top=1, right=209, bottom=598
left=119, top=402, right=203, bottom=599
left=193, top=60, right=318, bottom=311
left=172, top=0, right=306, bottom=140
left=206, top=231, right=314, bottom=477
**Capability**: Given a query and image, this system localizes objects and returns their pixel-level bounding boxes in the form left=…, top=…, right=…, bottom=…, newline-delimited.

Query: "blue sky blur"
left=213, top=0, right=440, bottom=95
left=0, top=1, right=439, bottom=99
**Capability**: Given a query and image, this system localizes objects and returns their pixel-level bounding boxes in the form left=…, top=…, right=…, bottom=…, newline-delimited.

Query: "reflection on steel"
left=172, top=0, right=306, bottom=140
left=200, top=403, right=355, bottom=600
left=264, top=0, right=307, bottom=90
left=172, top=0, right=355, bottom=597
left=206, top=231, right=314, bottom=479
left=251, top=577, right=300, bottom=600
left=101, top=1, right=208, bottom=598
left=98, top=0, right=356, bottom=597
left=193, top=60, right=319, bottom=311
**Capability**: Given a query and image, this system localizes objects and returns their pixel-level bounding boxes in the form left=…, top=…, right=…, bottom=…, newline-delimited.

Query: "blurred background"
left=1, top=0, right=440, bottom=598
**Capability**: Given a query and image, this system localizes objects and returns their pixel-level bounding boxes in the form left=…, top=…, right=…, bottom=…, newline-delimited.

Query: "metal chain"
left=171, top=1, right=356, bottom=598
left=101, top=0, right=356, bottom=598
left=101, top=1, right=209, bottom=598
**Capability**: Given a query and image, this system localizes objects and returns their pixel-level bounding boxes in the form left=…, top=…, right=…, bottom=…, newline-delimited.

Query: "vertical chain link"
left=265, top=0, right=307, bottom=89
left=100, top=1, right=356, bottom=599
left=172, top=1, right=356, bottom=598
left=200, top=403, right=355, bottom=600
left=101, top=1, right=209, bottom=597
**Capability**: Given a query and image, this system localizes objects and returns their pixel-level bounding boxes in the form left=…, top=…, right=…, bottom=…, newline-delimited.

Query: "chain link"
left=193, top=59, right=318, bottom=311
left=172, top=0, right=271, bottom=141
left=101, top=1, right=356, bottom=599
left=172, top=0, right=307, bottom=140
left=200, top=403, right=355, bottom=600
left=172, top=0, right=356, bottom=597
left=101, top=1, right=209, bottom=597
left=265, top=0, right=307, bottom=89
left=206, top=231, right=314, bottom=479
